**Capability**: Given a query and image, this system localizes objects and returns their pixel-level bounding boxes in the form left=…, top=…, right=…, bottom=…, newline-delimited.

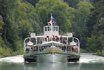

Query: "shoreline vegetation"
left=95, top=50, right=104, bottom=57
left=80, top=49, right=104, bottom=57
left=0, top=47, right=23, bottom=58
left=0, top=0, right=104, bottom=57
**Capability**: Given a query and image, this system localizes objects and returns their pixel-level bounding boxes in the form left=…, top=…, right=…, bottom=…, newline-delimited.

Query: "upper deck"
left=44, top=25, right=59, bottom=36
left=24, top=14, right=80, bottom=53
left=27, top=14, right=75, bottom=45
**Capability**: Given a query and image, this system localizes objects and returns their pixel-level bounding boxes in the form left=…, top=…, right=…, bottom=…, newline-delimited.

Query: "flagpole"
left=51, top=13, right=53, bottom=40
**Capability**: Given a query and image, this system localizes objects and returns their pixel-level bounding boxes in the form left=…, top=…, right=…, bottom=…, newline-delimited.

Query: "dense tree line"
left=86, top=0, right=104, bottom=54
left=0, top=0, right=104, bottom=56
left=0, top=0, right=42, bottom=56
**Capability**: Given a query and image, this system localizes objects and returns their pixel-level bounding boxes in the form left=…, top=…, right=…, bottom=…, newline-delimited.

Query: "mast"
left=50, top=13, right=53, bottom=37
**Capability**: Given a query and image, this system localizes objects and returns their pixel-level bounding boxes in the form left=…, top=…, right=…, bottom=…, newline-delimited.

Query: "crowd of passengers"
left=37, top=35, right=68, bottom=44
left=25, top=44, right=79, bottom=53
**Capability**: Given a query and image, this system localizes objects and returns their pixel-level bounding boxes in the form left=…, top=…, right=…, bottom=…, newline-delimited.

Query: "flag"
left=48, top=14, right=56, bottom=25
left=51, top=15, right=56, bottom=24
left=48, top=20, right=52, bottom=25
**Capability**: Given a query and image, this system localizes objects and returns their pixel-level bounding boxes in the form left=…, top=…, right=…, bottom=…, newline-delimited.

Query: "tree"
left=64, top=0, right=79, bottom=7
left=0, top=0, right=41, bottom=52
left=71, top=1, right=93, bottom=48
left=15, top=1, right=41, bottom=39
left=86, top=0, right=104, bottom=52
left=0, top=16, right=4, bottom=35
left=0, top=15, right=5, bottom=47
left=35, top=0, right=75, bottom=32
left=24, top=0, right=39, bottom=6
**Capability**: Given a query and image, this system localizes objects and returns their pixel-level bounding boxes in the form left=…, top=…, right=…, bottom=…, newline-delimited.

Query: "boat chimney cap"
left=70, top=41, right=77, bottom=46
left=27, top=41, right=33, bottom=45
left=51, top=46, right=55, bottom=48
left=30, top=33, right=36, bottom=38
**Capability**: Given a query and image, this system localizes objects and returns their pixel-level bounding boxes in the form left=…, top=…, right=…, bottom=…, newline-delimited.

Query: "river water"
left=0, top=53, right=104, bottom=70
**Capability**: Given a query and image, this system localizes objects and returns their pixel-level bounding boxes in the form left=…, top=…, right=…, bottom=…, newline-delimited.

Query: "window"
left=53, top=27, right=56, bottom=31
left=55, top=26, right=59, bottom=31
left=45, top=27, right=47, bottom=31
left=48, top=27, right=50, bottom=31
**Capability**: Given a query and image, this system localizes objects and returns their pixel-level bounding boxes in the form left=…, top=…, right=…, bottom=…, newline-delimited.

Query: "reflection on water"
left=0, top=62, right=104, bottom=70
left=23, top=62, right=104, bottom=70
left=0, top=63, right=23, bottom=70
left=25, top=63, right=65, bottom=70
left=24, top=63, right=80, bottom=70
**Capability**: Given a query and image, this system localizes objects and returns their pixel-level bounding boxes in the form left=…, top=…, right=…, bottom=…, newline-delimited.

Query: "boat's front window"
left=45, top=26, right=51, bottom=31
left=53, top=27, right=56, bottom=31
left=47, top=27, right=50, bottom=31
left=45, top=27, right=47, bottom=31
left=56, top=27, right=57, bottom=31
left=44, top=26, right=59, bottom=32
left=53, top=26, right=59, bottom=31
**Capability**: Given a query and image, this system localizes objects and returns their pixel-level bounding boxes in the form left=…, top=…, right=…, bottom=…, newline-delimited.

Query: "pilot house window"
left=45, top=26, right=58, bottom=31
left=45, top=27, right=47, bottom=31
left=53, top=27, right=56, bottom=31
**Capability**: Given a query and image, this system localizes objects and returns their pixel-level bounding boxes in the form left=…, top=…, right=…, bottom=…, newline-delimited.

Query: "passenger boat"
left=24, top=14, right=80, bottom=63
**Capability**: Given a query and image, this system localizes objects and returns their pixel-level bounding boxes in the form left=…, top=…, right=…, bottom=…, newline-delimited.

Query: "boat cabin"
left=44, top=25, right=59, bottom=36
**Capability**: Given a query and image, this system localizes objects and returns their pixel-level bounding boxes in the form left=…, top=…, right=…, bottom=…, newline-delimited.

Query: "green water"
left=0, top=62, right=104, bottom=70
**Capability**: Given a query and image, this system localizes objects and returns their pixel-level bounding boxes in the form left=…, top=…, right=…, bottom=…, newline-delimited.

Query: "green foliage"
left=87, top=21, right=104, bottom=52
left=96, top=50, right=104, bottom=56
left=0, top=0, right=104, bottom=56
left=71, top=1, right=93, bottom=48
left=36, top=0, right=74, bottom=32
left=65, top=0, right=79, bottom=7
left=86, top=0, right=104, bottom=53
left=0, top=16, right=4, bottom=35
left=0, top=47, right=11, bottom=57
left=24, top=0, right=39, bottom=6
left=0, top=0, right=41, bottom=56
left=72, top=1, right=93, bottom=35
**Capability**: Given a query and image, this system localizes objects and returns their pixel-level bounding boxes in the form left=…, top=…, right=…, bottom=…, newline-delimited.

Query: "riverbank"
left=0, top=53, right=23, bottom=58
left=95, top=50, right=104, bottom=57
left=0, top=47, right=23, bottom=58
left=0, top=55, right=24, bottom=63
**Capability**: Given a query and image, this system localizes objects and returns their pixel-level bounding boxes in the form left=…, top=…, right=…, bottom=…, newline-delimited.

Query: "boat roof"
left=35, top=41, right=66, bottom=46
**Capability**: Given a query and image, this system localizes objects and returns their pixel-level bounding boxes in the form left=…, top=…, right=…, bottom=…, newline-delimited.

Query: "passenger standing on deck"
left=26, top=45, right=32, bottom=53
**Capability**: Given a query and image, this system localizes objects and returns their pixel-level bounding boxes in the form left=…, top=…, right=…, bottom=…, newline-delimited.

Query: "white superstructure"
left=24, top=14, right=80, bottom=63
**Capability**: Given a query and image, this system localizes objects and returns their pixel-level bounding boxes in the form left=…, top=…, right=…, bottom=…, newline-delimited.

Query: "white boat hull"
left=37, top=54, right=67, bottom=63
left=24, top=53, right=80, bottom=63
